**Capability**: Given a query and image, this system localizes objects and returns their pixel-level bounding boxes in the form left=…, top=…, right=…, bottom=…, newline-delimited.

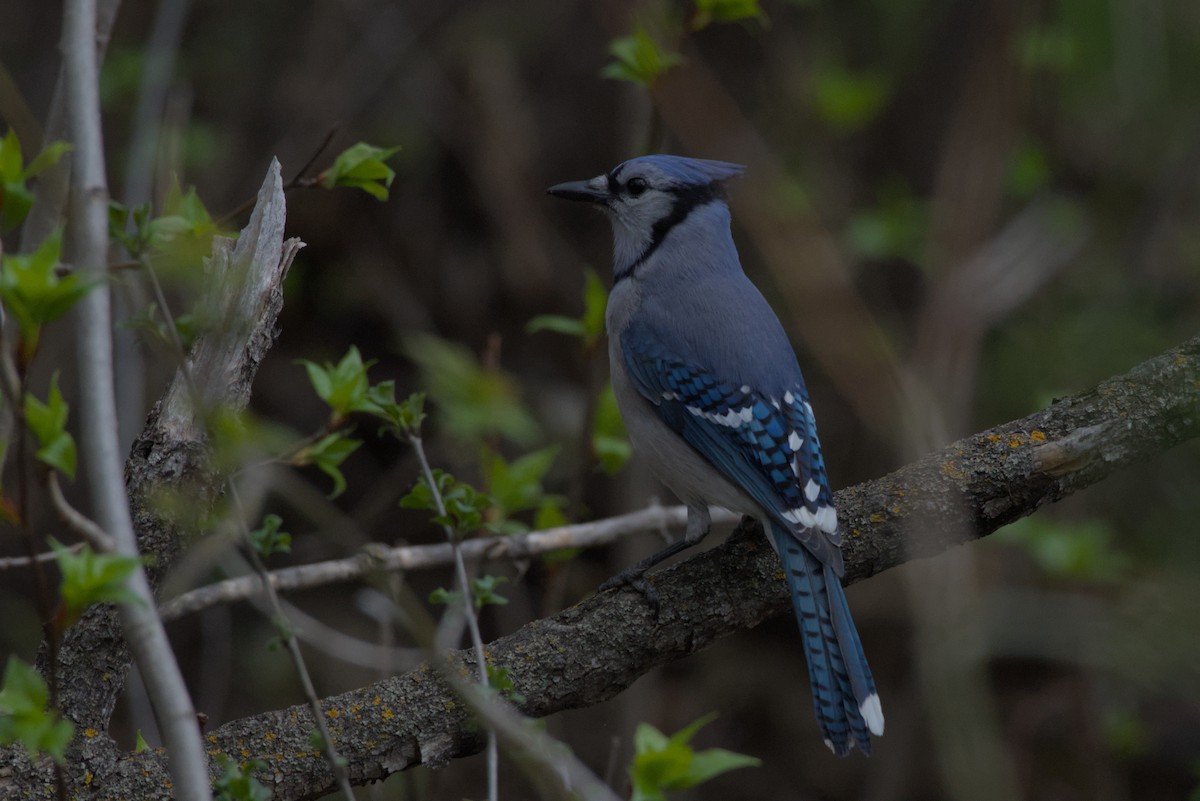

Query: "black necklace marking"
left=615, top=183, right=720, bottom=283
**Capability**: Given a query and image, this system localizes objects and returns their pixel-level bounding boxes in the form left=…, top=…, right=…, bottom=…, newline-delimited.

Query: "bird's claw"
left=599, top=569, right=661, bottom=618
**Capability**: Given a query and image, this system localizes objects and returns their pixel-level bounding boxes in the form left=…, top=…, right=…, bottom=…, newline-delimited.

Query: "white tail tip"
left=859, top=693, right=885, bottom=737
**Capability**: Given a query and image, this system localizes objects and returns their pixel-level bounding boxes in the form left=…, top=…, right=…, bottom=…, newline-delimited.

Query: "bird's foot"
left=599, top=568, right=661, bottom=617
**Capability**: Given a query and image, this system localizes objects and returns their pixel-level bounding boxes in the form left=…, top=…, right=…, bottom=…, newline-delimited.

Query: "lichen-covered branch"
left=6, top=332, right=1196, bottom=800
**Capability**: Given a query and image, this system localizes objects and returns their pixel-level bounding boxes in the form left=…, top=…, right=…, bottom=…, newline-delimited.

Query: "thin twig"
left=46, top=472, right=116, bottom=552
left=62, top=1, right=211, bottom=798
left=407, top=431, right=499, bottom=801
left=215, top=127, right=337, bottom=225
left=0, top=542, right=84, bottom=571
left=228, top=484, right=356, bottom=801
left=159, top=502, right=736, bottom=622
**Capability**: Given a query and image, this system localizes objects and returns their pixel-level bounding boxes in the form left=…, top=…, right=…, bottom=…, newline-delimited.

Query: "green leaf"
left=525, top=314, right=586, bottom=338
left=630, top=713, right=759, bottom=801
left=298, top=432, right=362, bottom=498
left=213, top=755, right=271, bottom=801
left=527, top=269, right=608, bottom=346
left=403, top=333, right=539, bottom=446
left=1018, top=26, right=1078, bottom=72
left=298, top=346, right=381, bottom=422
left=428, top=586, right=460, bottom=607
left=23, top=141, right=73, bottom=180
left=0, top=656, right=75, bottom=765
left=811, top=67, right=889, bottom=132
left=24, top=373, right=77, bottom=479
left=844, top=177, right=927, bottom=262
left=684, top=747, right=762, bottom=787
left=368, top=385, right=427, bottom=435
left=482, top=445, right=560, bottom=517
left=692, top=0, right=765, bottom=30
left=601, top=26, right=684, bottom=87
left=486, top=665, right=526, bottom=704
left=400, top=469, right=494, bottom=534
left=248, top=513, right=292, bottom=558
left=134, top=729, right=150, bottom=753
left=429, top=577, right=508, bottom=610
left=317, top=143, right=401, bottom=201
left=471, top=574, right=509, bottom=609
left=995, top=516, right=1129, bottom=583
left=1007, top=140, right=1051, bottom=198
left=1, top=229, right=99, bottom=360
left=145, top=178, right=224, bottom=274
left=580, top=269, right=608, bottom=343
left=0, top=129, right=22, bottom=182
left=51, top=539, right=143, bottom=620
left=1, top=181, right=33, bottom=234
left=533, top=499, right=568, bottom=531
left=592, top=383, right=631, bottom=474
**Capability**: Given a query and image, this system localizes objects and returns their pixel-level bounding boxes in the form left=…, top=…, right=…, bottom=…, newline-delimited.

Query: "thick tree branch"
left=6, top=332, right=1197, bottom=800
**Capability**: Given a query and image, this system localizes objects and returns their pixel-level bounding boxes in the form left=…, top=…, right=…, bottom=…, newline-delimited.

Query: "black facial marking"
left=607, top=165, right=624, bottom=195
left=615, top=183, right=720, bottom=283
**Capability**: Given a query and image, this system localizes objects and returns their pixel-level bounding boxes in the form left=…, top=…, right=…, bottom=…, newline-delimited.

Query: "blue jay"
left=548, top=155, right=883, bottom=755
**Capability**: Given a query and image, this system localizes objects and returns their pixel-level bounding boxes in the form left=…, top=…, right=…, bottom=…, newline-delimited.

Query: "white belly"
left=609, top=339, right=762, bottom=521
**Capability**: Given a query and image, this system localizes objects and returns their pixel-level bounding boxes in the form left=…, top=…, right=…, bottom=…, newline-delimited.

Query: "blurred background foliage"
left=2, top=0, right=1200, bottom=798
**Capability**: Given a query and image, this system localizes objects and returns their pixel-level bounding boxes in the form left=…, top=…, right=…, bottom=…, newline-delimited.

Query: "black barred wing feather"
left=621, top=332, right=843, bottom=572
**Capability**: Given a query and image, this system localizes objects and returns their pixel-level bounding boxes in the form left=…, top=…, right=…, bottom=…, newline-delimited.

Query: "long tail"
left=771, top=524, right=884, bottom=755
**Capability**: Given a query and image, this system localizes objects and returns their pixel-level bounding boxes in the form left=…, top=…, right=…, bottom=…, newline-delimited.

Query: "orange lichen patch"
left=326, top=708, right=340, bottom=719
left=850, top=528, right=860, bottom=538
left=941, top=461, right=965, bottom=480
left=373, top=695, right=382, bottom=705
left=986, top=434, right=1001, bottom=443
left=240, top=748, right=249, bottom=757
left=1008, top=434, right=1025, bottom=448
left=381, top=708, right=395, bottom=721
left=1031, top=430, right=1046, bottom=443
left=350, top=704, right=363, bottom=717
left=208, top=734, right=218, bottom=744
left=264, top=732, right=277, bottom=741
left=84, top=772, right=93, bottom=785
left=83, top=727, right=99, bottom=738
left=869, top=513, right=886, bottom=524
left=1175, top=353, right=1188, bottom=366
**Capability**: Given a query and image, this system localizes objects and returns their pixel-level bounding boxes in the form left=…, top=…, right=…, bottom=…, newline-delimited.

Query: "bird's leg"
left=599, top=504, right=713, bottom=613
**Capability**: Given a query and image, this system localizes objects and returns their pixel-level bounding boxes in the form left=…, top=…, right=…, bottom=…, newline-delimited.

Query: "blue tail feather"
left=771, top=524, right=882, bottom=755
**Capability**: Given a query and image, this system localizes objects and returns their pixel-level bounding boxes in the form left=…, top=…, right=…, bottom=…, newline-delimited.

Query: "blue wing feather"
left=621, top=326, right=842, bottom=570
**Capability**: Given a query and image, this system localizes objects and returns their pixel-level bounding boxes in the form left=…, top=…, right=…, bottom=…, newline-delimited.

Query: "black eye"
left=626, top=176, right=648, bottom=196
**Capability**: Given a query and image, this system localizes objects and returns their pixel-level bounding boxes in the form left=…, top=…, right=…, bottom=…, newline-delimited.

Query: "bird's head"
left=548, top=155, right=745, bottom=277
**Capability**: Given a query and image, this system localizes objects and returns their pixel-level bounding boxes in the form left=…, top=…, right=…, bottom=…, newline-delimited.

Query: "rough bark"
left=10, top=161, right=300, bottom=761
left=3, top=327, right=1198, bottom=799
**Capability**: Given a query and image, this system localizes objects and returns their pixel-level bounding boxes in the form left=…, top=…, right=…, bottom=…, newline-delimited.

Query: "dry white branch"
left=159, top=502, right=740, bottom=621
left=63, top=0, right=211, bottom=798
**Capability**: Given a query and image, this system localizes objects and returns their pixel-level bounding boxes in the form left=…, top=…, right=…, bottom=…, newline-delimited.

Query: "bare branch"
left=159, top=503, right=739, bottom=621
left=46, top=472, right=116, bottom=552
left=63, top=0, right=211, bottom=796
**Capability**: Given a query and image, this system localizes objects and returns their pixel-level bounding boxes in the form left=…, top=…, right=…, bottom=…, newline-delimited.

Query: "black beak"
left=546, top=179, right=610, bottom=205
